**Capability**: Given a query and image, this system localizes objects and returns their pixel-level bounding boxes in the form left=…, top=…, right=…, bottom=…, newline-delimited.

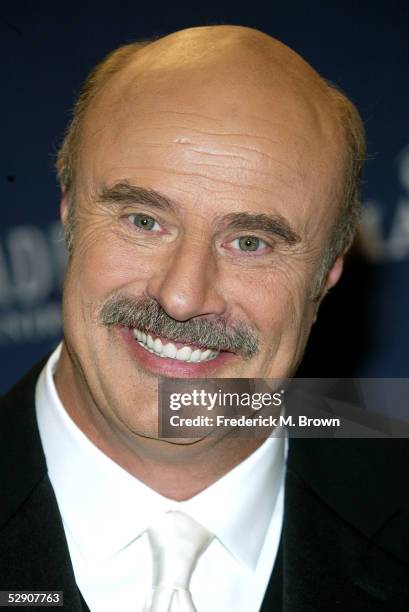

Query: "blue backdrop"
left=1, top=1, right=408, bottom=393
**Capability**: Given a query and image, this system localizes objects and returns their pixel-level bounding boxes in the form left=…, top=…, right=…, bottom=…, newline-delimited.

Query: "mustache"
left=99, top=294, right=259, bottom=358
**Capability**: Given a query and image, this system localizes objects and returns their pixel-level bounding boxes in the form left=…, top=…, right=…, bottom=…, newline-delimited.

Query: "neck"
left=54, top=347, right=267, bottom=500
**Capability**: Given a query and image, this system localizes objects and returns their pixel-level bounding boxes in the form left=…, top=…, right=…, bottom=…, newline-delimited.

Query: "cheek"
left=262, top=288, right=316, bottom=376
left=227, top=264, right=316, bottom=372
left=228, top=260, right=313, bottom=332
left=67, top=228, right=160, bottom=305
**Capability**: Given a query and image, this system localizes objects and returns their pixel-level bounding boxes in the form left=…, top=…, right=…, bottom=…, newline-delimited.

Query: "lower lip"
left=120, top=328, right=236, bottom=377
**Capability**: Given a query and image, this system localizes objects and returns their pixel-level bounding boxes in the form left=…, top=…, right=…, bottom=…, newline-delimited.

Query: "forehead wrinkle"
left=128, top=109, right=221, bottom=123
left=193, top=141, right=306, bottom=166
left=181, top=154, right=305, bottom=193
left=124, top=123, right=309, bottom=178
left=85, top=122, right=298, bottom=170
left=189, top=158, right=296, bottom=182
left=188, top=141, right=296, bottom=165
left=113, top=165, right=277, bottom=196
left=171, top=126, right=289, bottom=146
left=90, top=95, right=312, bottom=148
left=86, top=102, right=313, bottom=176
left=189, top=149, right=248, bottom=161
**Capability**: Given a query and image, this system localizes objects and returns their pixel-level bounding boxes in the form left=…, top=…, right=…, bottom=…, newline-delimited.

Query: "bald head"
left=58, top=26, right=353, bottom=184
left=95, top=26, right=337, bottom=143
left=116, top=25, right=322, bottom=88
left=57, top=25, right=365, bottom=289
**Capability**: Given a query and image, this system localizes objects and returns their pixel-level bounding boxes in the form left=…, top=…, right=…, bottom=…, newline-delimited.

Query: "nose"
left=146, top=237, right=227, bottom=322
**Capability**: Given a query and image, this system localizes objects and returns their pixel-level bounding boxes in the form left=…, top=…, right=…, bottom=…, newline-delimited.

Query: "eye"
left=127, top=213, right=161, bottom=231
left=231, top=236, right=268, bottom=252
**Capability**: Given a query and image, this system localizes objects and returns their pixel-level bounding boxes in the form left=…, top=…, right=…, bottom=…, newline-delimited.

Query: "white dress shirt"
left=35, top=345, right=287, bottom=612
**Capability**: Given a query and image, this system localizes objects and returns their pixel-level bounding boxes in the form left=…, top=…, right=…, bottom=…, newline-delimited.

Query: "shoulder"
left=0, top=356, right=49, bottom=409
left=0, top=356, right=50, bottom=526
left=288, top=435, right=409, bottom=565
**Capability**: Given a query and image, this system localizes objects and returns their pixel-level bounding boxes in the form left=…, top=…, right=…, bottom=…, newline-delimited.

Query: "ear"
left=324, top=253, right=344, bottom=292
left=60, top=191, right=69, bottom=227
left=313, top=253, right=345, bottom=322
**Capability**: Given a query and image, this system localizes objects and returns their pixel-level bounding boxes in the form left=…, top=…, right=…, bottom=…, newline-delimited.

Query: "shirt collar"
left=36, top=344, right=286, bottom=571
left=180, top=432, right=285, bottom=570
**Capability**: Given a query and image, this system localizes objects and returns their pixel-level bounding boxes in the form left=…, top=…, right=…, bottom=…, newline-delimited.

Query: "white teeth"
left=132, top=328, right=219, bottom=363
left=176, top=346, right=191, bottom=361
left=153, top=338, right=163, bottom=354
left=163, top=343, right=177, bottom=358
left=147, top=334, right=154, bottom=349
left=190, top=349, right=201, bottom=363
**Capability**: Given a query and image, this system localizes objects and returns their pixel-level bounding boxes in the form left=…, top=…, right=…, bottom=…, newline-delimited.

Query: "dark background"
left=1, top=0, right=408, bottom=393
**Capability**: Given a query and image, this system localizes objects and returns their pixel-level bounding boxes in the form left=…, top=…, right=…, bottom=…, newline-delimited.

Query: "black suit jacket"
left=1, top=360, right=409, bottom=611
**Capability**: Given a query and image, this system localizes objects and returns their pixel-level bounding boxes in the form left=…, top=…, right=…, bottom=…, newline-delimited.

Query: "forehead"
left=77, top=57, right=346, bottom=235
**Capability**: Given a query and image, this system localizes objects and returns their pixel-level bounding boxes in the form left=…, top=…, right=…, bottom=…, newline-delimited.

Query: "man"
left=1, top=25, right=408, bottom=611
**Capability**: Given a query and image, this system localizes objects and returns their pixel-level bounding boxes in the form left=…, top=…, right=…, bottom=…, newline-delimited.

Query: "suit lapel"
left=260, top=532, right=283, bottom=611
left=0, top=358, right=83, bottom=611
left=278, top=438, right=409, bottom=610
left=0, top=474, right=83, bottom=611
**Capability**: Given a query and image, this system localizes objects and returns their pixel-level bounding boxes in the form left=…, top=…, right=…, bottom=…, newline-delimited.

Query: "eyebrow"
left=216, top=212, right=301, bottom=246
left=98, top=182, right=301, bottom=246
left=98, top=182, right=177, bottom=212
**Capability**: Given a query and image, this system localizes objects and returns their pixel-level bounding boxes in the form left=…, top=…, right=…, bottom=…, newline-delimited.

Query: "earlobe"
left=325, top=254, right=344, bottom=292
left=313, top=254, right=345, bottom=323
left=60, top=193, right=69, bottom=227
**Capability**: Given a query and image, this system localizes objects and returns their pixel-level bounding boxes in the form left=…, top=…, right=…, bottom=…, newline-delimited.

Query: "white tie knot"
left=144, top=511, right=213, bottom=611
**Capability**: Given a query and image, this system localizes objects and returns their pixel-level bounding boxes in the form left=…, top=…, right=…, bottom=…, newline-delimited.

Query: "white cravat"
left=143, top=512, right=213, bottom=611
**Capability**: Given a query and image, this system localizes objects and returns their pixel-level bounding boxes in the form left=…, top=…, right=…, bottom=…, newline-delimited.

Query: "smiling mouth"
left=132, top=328, right=220, bottom=363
